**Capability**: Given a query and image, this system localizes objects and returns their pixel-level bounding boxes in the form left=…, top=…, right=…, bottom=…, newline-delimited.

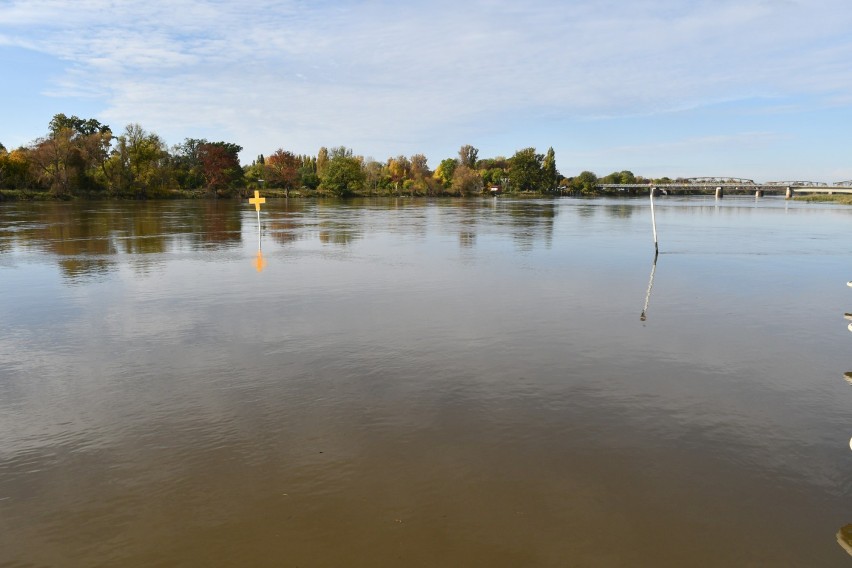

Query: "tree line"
left=0, top=113, right=662, bottom=199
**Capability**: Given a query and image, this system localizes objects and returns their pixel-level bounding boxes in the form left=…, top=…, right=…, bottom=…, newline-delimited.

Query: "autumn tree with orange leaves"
left=265, top=149, right=300, bottom=197
left=198, top=142, right=243, bottom=197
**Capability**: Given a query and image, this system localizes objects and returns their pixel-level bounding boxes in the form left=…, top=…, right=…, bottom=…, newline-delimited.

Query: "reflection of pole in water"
left=249, top=190, right=267, bottom=271
left=640, top=254, right=658, bottom=322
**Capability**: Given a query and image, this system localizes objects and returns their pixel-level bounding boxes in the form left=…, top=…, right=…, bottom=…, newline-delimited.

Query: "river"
left=1, top=196, right=851, bottom=566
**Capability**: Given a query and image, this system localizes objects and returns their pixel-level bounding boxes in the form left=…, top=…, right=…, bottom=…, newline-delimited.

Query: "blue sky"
left=1, top=0, right=851, bottom=182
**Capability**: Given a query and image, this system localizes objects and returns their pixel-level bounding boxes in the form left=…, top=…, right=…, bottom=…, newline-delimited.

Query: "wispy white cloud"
left=1, top=0, right=851, bottom=177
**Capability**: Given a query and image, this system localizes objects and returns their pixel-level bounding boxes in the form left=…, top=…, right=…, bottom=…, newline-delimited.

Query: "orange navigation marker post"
left=248, top=190, right=266, bottom=270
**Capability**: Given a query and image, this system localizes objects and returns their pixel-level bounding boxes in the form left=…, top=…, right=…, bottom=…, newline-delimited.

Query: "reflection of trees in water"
left=195, top=201, right=242, bottom=246
left=6, top=201, right=244, bottom=281
left=0, top=220, right=16, bottom=254
left=433, top=198, right=558, bottom=251
left=503, top=201, right=556, bottom=250
left=34, top=203, right=118, bottom=280
left=57, top=257, right=115, bottom=281
left=379, top=200, right=430, bottom=239
left=452, top=199, right=481, bottom=250
left=604, top=204, right=635, bottom=219
left=318, top=221, right=362, bottom=246
left=264, top=199, right=311, bottom=245
left=5, top=198, right=568, bottom=276
left=573, top=200, right=643, bottom=220
left=576, top=204, right=597, bottom=218
left=268, top=217, right=302, bottom=245
left=314, top=201, right=366, bottom=247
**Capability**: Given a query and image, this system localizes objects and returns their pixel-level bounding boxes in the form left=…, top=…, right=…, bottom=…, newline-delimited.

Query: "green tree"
left=433, top=158, right=456, bottom=188
left=362, top=158, right=384, bottom=194
left=0, top=147, right=33, bottom=189
left=316, top=146, right=329, bottom=178
left=103, top=123, right=170, bottom=197
left=299, top=168, right=320, bottom=190
left=243, top=158, right=266, bottom=190
left=49, top=113, right=110, bottom=137
left=319, top=146, right=364, bottom=197
left=458, top=144, right=478, bottom=169
left=542, top=147, right=558, bottom=192
left=619, top=170, right=636, bottom=184
left=508, top=147, right=544, bottom=193
left=479, top=167, right=502, bottom=187
left=570, top=171, right=599, bottom=194
left=171, top=138, right=208, bottom=190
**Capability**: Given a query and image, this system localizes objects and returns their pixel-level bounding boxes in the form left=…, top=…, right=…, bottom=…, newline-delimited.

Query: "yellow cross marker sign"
left=249, top=190, right=266, bottom=211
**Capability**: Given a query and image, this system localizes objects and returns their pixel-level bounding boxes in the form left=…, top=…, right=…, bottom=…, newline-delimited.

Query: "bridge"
left=597, top=177, right=852, bottom=197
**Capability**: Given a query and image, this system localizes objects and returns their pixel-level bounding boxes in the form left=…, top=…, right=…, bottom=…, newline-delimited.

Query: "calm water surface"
left=1, top=197, right=852, bottom=566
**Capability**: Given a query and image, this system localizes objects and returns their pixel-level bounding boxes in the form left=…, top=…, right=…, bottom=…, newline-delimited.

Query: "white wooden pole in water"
left=650, top=187, right=658, bottom=254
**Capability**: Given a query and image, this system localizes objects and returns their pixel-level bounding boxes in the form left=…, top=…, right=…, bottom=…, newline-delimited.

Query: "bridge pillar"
left=650, top=186, right=659, bottom=197
left=755, top=189, right=764, bottom=198
left=785, top=186, right=793, bottom=199
left=715, top=186, right=723, bottom=199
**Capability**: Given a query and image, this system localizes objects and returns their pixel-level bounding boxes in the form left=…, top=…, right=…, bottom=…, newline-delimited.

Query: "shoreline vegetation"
left=791, top=194, right=852, bottom=205
left=3, top=188, right=851, bottom=205
left=1, top=114, right=847, bottom=203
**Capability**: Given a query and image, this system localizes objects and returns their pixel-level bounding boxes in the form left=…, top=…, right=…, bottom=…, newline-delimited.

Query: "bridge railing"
left=765, top=181, right=828, bottom=187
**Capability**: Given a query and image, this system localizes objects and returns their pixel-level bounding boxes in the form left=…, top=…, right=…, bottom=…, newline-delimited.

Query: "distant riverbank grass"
left=0, top=189, right=55, bottom=201
left=793, top=194, right=852, bottom=205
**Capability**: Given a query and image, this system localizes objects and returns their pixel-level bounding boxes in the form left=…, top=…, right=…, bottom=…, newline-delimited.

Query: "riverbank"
left=4, top=187, right=852, bottom=203
left=793, top=194, right=852, bottom=205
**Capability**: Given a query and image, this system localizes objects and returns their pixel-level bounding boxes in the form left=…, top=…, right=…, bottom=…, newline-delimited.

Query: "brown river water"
left=1, top=196, right=852, bottom=566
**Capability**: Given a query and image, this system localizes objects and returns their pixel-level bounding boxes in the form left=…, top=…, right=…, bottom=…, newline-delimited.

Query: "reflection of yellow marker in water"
left=253, top=249, right=267, bottom=272
left=248, top=190, right=266, bottom=268
left=838, top=524, right=852, bottom=556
